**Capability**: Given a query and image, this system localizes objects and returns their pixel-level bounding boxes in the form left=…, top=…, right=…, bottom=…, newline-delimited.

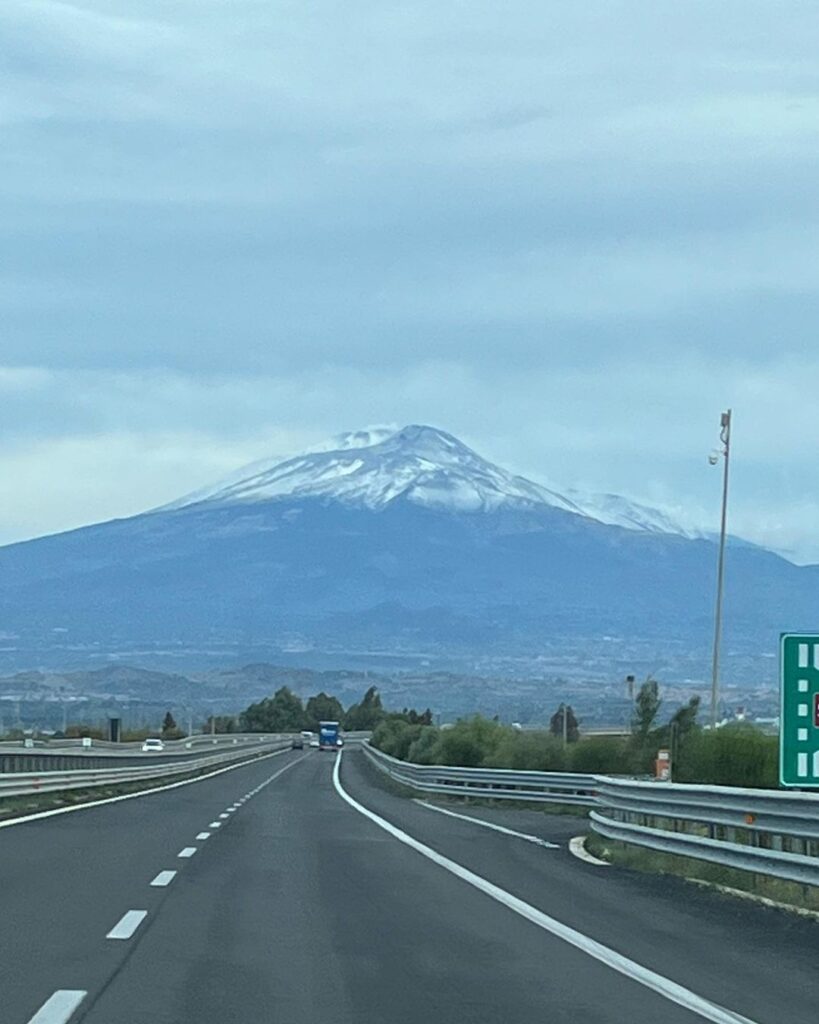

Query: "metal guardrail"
left=363, top=743, right=598, bottom=805
left=0, top=738, right=291, bottom=801
left=590, top=777, right=819, bottom=887
left=0, top=734, right=293, bottom=773
left=364, top=742, right=819, bottom=887
left=0, top=732, right=278, bottom=753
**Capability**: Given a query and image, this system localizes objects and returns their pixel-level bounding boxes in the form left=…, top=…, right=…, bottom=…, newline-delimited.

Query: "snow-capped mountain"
left=168, top=423, right=696, bottom=539
left=0, top=423, right=813, bottom=677
left=172, top=425, right=583, bottom=515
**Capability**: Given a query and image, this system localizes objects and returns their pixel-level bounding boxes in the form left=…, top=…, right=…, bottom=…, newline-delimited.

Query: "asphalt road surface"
left=2, top=745, right=817, bottom=1024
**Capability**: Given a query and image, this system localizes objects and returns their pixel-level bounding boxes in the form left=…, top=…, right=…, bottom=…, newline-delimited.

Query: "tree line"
left=39, top=687, right=431, bottom=741
left=236, top=684, right=432, bottom=735
left=372, top=678, right=779, bottom=789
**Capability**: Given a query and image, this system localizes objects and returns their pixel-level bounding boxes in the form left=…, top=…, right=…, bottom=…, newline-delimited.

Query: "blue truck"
left=319, top=720, right=340, bottom=751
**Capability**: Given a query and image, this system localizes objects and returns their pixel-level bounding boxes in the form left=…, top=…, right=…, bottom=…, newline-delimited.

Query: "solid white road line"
left=27, top=989, right=87, bottom=1024
left=333, top=752, right=758, bottom=1024
left=414, top=799, right=559, bottom=848
left=177, top=847, right=197, bottom=858
left=196, top=831, right=211, bottom=840
left=0, top=747, right=293, bottom=831
left=569, top=835, right=609, bottom=867
left=150, top=870, right=177, bottom=887
left=106, top=910, right=147, bottom=940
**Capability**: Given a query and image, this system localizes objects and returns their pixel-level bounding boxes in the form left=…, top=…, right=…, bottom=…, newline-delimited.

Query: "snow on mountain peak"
left=565, top=490, right=702, bottom=539
left=164, top=424, right=697, bottom=538
left=172, top=424, right=579, bottom=515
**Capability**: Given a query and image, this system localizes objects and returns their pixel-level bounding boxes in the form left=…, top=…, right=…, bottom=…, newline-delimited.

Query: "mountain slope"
left=0, top=424, right=813, bottom=679
left=166, top=424, right=695, bottom=538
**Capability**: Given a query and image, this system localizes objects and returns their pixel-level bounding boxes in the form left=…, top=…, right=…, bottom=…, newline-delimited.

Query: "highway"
left=2, top=746, right=817, bottom=1024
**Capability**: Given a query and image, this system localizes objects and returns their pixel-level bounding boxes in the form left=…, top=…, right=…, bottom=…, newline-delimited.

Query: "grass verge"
left=585, top=831, right=819, bottom=914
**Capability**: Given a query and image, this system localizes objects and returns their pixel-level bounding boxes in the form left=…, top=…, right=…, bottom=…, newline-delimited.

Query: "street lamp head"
left=708, top=451, right=719, bottom=466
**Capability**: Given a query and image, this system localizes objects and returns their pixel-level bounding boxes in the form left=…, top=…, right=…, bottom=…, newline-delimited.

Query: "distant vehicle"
left=301, top=730, right=313, bottom=740
left=141, top=738, right=165, bottom=752
left=291, top=736, right=304, bottom=750
left=309, top=738, right=319, bottom=748
left=319, top=720, right=339, bottom=751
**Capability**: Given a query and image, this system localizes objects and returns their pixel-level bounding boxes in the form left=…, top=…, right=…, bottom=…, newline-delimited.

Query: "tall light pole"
left=709, top=409, right=732, bottom=730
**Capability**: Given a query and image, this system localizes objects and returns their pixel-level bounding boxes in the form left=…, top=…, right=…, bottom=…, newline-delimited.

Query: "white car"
left=142, top=738, right=165, bottom=752
left=309, top=738, right=319, bottom=748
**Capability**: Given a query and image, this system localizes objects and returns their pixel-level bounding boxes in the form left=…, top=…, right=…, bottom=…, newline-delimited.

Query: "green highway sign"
left=780, top=634, right=819, bottom=787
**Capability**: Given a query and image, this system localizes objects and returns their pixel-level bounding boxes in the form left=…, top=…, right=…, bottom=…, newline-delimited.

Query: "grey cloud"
left=0, top=0, right=818, bottom=560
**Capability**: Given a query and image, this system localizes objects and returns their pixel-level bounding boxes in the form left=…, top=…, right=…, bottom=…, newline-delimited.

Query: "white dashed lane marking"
left=26, top=990, right=87, bottom=1024
left=22, top=752, right=309, bottom=1023
left=0, top=746, right=291, bottom=833
left=106, top=910, right=147, bottom=940
left=150, top=870, right=177, bottom=887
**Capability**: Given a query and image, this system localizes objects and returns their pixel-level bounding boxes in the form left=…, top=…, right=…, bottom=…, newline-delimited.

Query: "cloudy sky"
left=2, top=0, right=819, bottom=560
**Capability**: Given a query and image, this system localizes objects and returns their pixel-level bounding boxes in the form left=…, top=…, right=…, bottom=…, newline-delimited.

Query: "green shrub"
left=65, top=724, right=106, bottom=740
left=484, top=730, right=567, bottom=771
left=121, top=728, right=153, bottom=742
left=370, top=719, right=423, bottom=760
left=569, top=736, right=631, bottom=775
left=433, top=716, right=505, bottom=767
left=406, top=726, right=440, bottom=764
left=373, top=709, right=779, bottom=791
left=676, top=724, right=778, bottom=788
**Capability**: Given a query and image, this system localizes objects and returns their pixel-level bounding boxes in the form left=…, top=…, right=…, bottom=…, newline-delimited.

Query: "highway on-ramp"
left=1, top=747, right=817, bottom=1023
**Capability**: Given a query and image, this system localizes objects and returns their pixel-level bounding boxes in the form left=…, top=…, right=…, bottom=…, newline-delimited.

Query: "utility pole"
left=709, top=409, right=732, bottom=730
left=562, top=704, right=568, bottom=748
left=669, top=720, right=679, bottom=783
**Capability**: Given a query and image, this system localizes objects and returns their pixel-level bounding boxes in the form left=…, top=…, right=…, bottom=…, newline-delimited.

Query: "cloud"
left=0, top=1, right=818, bottom=562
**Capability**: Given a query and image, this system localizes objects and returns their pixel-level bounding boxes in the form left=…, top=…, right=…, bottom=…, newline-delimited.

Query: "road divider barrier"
left=0, top=738, right=292, bottom=801
left=0, top=732, right=285, bottom=773
left=364, top=742, right=819, bottom=887
left=363, top=743, right=598, bottom=804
